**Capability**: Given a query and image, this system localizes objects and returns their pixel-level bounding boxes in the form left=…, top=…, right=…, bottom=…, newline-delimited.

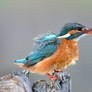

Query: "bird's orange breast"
left=24, top=39, right=79, bottom=74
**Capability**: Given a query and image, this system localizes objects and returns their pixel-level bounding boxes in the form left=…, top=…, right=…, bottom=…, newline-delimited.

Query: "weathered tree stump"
left=0, top=71, right=71, bottom=92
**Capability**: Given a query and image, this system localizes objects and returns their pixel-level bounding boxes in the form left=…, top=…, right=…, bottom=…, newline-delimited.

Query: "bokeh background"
left=0, top=0, right=92, bottom=92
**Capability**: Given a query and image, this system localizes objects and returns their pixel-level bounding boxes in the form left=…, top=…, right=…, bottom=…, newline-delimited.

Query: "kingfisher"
left=14, top=23, right=92, bottom=80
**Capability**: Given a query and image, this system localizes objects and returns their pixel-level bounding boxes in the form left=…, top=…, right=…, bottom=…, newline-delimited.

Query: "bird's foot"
left=47, top=73, right=57, bottom=80
left=47, top=73, right=62, bottom=89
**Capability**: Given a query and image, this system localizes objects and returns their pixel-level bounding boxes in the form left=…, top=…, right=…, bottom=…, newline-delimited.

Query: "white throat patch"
left=57, top=33, right=71, bottom=39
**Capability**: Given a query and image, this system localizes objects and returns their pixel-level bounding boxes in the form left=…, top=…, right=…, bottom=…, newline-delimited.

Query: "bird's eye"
left=78, top=28, right=82, bottom=31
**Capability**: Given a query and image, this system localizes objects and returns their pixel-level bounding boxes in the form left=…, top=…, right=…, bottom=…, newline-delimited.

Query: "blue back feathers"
left=15, top=33, right=61, bottom=67
left=25, top=34, right=61, bottom=66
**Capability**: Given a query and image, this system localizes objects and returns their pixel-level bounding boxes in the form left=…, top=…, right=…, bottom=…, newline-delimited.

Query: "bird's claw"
left=47, top=73, right=57, bottom=80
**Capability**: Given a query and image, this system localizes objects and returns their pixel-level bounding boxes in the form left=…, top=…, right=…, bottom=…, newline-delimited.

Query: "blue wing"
left=24, top=34, right=61, bottom=67
left=15, top=34, right=61, bottom=67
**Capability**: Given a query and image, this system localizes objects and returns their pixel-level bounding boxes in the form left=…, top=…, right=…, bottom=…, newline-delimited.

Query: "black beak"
left=82, top=28, right=92, bottom=34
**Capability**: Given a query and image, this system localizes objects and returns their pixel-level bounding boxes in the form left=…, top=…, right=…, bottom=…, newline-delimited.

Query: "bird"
left=14, top=23, right=92, bottom=80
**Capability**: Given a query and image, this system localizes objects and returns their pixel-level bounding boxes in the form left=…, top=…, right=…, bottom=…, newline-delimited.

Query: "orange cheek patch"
left=68, top=30, right=80, bottom=35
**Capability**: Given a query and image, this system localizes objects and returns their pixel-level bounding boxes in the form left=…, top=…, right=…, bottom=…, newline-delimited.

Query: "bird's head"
left=56, top=23, right=92, bottom=40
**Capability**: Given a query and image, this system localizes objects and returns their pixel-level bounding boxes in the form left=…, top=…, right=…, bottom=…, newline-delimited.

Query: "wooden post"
left=32, top=72, right=71, bottom=92
left=0, top=71, right=71, bottom=92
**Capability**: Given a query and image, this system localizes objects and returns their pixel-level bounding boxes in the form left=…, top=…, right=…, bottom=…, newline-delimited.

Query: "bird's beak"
left=82, top=28, right=92, bottom=34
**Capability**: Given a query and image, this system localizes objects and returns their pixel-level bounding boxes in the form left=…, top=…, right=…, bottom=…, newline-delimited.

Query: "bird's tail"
left=14, top=59, right=26, bottom=67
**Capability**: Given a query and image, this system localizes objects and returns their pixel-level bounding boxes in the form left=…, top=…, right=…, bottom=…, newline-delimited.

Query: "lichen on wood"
left=0, top=71, right=71, bottom=92
left=32, top=72, right=71, bottom=92
left=0, top=71, right=32, bottom=92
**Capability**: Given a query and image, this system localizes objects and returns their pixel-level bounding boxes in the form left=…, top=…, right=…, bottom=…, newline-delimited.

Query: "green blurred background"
left=0, top=0, right=92, bottom=92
